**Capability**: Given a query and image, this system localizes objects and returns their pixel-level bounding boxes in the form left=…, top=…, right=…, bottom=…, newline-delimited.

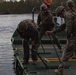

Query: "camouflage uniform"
left=66, top=0, right=76, bottom=58
left=37, top=10, right=54, bottom=38
left=37, top=4, right=61, bottom=50
left=67, top=7, right=76, bottom=17
left=52, top=6, right=76, bottom=75
left=17, top=19, right=39, bottom=64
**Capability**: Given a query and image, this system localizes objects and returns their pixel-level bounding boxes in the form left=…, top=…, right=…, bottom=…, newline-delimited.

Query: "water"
left=0, top=14, right=35, bottom=75
left=0, top=14, right=64, bottom=75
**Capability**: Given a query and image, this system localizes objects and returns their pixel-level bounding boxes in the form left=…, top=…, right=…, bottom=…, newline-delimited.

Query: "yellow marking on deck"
left=19, top=58, right=76, bottom=63
left=14, top=48, right=23, bottom=50
left=15, top=48, right=76, bottom=62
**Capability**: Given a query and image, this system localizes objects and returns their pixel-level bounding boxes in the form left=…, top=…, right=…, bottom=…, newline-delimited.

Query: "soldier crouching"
left=17, top=19, right=40, bottom=64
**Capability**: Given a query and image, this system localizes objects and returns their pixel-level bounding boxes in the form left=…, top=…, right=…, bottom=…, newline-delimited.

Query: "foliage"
left=0, top=0, right=75, bottom=14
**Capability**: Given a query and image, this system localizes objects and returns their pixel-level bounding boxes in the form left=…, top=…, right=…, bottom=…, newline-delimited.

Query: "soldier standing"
left=17, top=19, right=39, bottom=64
left=66, top=0, right=76, bottom=58
left=37, top=3, right=62, bottom=50
left=46, top=6, right=76, bottom=75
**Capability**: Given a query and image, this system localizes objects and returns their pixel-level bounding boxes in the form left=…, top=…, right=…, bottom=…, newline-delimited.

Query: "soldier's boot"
left=31, top=47, right=37, bottom=65
left=55, top=68, right=63, bottom=75
left=72, top=55, right=76, bottom=59
left=23, top=53, right=29, bottom=64
left=33, top=60, right=37, bottom=65
left=23, top=58, right=29, bottom=64
left=72, top=51, right=76, bottom=59
left=23, top=40, right=29, bottom=64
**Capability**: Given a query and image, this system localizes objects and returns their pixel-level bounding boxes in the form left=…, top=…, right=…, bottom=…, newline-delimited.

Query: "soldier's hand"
left=66, top=39, right=69, bottom=46
left=37, top=27, right=40, bottom=31
left=45, top=31, right=53, bottom=35
left=73, top=12, right=76, bottom=16
left=32, top=41, right=35, bottom=45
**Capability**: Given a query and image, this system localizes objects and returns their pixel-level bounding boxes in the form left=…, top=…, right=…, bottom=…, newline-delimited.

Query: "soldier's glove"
left=32, top=41, right=35, bottom=45
left=45, top=31, right=53, bottom=35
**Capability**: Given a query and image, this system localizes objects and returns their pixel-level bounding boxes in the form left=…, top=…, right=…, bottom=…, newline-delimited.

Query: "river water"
left=0, top=14, right=64, bottom=75
left=0, top=14, right=36, bottom=75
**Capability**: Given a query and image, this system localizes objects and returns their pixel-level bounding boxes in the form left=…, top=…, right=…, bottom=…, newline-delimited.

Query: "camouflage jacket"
left=67, top=8, right=76, bottom=17
left=53, top=12, right=76, bottom=39
left=17, top=19, right=38, bottom=39
left=37, top=11, right=54, bottom=28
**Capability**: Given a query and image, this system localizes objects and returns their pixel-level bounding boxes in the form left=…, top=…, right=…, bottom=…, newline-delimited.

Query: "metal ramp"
left=11, top=29, right=76, bottom=75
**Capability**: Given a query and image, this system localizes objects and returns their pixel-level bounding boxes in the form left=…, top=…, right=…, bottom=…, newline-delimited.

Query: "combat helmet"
left=55, top=6, right=65, bottom=16
left=66, top=0, right=75, bottom=7
left=40, top=3, right=48, bottom=11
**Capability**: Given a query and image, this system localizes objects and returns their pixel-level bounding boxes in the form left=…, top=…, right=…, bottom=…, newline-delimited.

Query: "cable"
left=48, top=35, right=63, bottom=64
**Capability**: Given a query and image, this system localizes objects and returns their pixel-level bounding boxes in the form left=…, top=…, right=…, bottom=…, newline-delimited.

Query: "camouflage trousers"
left=58, top=36, right=76, bottom=70
left=23, top=39, right=38, bottom=62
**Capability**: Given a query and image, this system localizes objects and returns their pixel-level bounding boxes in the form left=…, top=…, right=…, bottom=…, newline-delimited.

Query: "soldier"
left=46, top=6, right=76, bottom=75
left=66, top=0, right=76, bottom=58
left=44, top=0, right=53, bottom=12
left=37, top=3, right=62, bottom=50
left=66, top=0, right=76, bottom=16
left=17, top=19, right=39, bottom=64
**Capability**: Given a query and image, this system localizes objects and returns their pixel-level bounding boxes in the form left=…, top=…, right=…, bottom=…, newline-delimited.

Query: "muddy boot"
left=23, top=54, right=29, bottom=64
left=72, top=51, right=76, bottom=59
left=31, top=46, right=37, bottom=65
left=23, top=59, right=29, bottom=65
left=55, top=69, right=63, bottom=75
left=33, top=60, right=37, bottom=65
left=72, top=55, right=76, bottom=59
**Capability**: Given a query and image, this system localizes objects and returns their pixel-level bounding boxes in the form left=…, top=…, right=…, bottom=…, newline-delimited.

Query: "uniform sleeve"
left=53, top=23, right=66, bottom=34
left=37, top=13, right=41, bottom=26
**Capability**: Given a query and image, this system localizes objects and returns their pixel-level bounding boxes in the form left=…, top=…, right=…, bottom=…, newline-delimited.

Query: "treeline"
left=0, top=0, right=76, bottom=14
left=0, top=1, right=41, bottom=14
